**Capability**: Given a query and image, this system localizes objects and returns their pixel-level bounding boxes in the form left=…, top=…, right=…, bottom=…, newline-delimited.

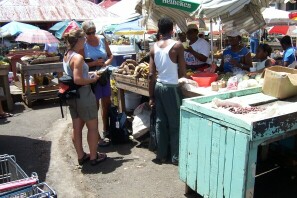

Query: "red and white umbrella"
left=268, top=25, right=297, bottom=36
left=15, top=29, right=59, bottom=44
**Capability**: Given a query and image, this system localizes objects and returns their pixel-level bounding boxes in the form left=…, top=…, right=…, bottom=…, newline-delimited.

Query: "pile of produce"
left=228, top=106, right=266, bottom=114
left=211, top=98, right=266, bottom=114
left=21, top=52, right=59, bottom=64
left=0, top=56, right=10, bottom=65
left=115, top=59, right=149, bottom=79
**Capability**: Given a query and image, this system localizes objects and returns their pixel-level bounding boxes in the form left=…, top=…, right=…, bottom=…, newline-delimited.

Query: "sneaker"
left=98, top=139, right=110, bottom=147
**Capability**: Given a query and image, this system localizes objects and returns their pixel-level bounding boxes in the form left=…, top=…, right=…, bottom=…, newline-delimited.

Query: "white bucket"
left=124, top=91, right=142, bottom=111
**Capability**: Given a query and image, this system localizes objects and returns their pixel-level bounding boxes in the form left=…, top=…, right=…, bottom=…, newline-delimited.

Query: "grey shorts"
left=67, top=85, right=98, bottom=122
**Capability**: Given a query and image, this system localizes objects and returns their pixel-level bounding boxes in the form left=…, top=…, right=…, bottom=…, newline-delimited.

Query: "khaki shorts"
left=67, top=85, right=98, bottom=122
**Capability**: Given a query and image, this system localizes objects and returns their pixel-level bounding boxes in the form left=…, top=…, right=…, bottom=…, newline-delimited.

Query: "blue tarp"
left=0, top=21, right=40, bottom=37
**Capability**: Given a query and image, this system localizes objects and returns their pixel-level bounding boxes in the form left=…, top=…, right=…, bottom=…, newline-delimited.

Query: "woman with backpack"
left=63, top=29, right=107, bottom=166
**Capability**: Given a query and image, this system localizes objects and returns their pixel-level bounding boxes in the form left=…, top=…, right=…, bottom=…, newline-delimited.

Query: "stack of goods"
left=211, top=72, right=264, bottom=91
left=115, top=59, right=149, bottom=79
left=0, top=56, right=10, bottom=66
left=21, top=52, right=59, bottom=64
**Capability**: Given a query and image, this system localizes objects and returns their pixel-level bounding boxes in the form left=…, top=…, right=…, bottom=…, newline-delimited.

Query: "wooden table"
left=16, top=62, right=63, bottom=107
left=0, top=64, right=13, bottom=111
left=113, top=73, right=208, bottom=112
left=179, top=87, right=297, bottom=198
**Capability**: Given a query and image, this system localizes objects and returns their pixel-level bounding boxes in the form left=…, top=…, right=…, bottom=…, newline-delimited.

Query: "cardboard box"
left=262, top=66, right=297, bottom=99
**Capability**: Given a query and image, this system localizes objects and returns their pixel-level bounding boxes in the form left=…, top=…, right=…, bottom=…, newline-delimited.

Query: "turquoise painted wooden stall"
left=179, top=87, right=297, bottom=198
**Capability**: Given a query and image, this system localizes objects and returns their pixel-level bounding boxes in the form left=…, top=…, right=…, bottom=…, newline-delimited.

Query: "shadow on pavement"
left=81, top=156, right=133, bottom=175
left=99, top=141, right=138, bottom=156
left=31, top=99, right=60, bottom=110
left=0, top=135, right=52, bottom=182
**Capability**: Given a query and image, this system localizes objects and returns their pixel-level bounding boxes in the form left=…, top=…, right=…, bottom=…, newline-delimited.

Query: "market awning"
left=0, top=0, right=117, bottom=22
left=198, top=0, right=270, bottom=33
left=135, top=0, right=196, bottom=32
left=106, top=0, right=142, bottom=18
left=99, top=0, right=121, bottom=9
left=262, top=7, right=297, bottom=26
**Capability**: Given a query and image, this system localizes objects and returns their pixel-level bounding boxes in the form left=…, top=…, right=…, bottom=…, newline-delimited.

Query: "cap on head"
left=187, top=24, right=198, bottom=31
left=226, top=30, right=241, bottom=37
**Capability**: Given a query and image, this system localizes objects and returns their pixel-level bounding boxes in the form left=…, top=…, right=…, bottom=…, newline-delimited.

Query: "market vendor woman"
left=219, top=30, right=252, bottom=73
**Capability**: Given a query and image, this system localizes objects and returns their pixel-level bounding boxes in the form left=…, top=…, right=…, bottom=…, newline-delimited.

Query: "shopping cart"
left=0, top=154, right=57, bottom=197
left=0, top=182, right=57, bottom=198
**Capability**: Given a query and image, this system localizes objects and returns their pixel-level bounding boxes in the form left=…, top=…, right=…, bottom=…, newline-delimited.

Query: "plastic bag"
left=178, top=77, right=198, bottom=87
left=226, top=76, right=238, bottom=90
left=132, top=103, right=151, bottom=139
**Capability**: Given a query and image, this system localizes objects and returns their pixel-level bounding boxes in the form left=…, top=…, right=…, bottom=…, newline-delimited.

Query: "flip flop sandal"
left=0, top=113, right=13, bottom=119
left=90, top=152, right=107, bottom=166
left=78, top=152, right=90, bottom=165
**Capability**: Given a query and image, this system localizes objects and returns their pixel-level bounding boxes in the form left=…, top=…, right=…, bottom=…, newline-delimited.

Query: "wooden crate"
left=113, top=73, right=148, bottom=88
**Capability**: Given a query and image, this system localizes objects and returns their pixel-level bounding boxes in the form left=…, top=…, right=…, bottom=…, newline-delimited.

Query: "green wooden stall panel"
left=186, top=114, right=201, bottom=190
left=179, top=109, right=191, bottom=182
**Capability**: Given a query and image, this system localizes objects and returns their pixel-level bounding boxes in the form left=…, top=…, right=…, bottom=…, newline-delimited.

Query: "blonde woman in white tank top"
left=63, top=29, right=107, bottom=166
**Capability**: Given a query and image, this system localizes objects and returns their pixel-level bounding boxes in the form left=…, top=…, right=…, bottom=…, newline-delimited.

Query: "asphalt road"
left=0, top=100, right=201, bottom=198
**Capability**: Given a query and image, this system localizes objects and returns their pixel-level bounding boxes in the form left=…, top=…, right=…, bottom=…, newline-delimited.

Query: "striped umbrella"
left=15, top=29, right=60, bottom=44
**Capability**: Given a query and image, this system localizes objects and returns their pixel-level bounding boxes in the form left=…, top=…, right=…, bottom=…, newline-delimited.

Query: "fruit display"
left=218, top=72, right=233, bottom=81
left=213, top=50, right=223, bottom=58
left=21, top=52, right=60, bottom=64
left=0, top=56, right=10, bottom=65
left=115, top=59, right=149, bottom=79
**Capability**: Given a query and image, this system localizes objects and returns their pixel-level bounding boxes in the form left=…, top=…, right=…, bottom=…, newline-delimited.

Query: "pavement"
left=0, top=100, right=201, bottom=198
left=2, top=100, right=296, bottom=198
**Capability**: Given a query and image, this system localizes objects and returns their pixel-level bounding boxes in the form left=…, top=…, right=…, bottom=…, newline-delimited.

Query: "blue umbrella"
left=49, top=20, right=81, bottom=39
left=0, top=21, right=40, bottom=37
left=105, top=18, right=145, bottom=35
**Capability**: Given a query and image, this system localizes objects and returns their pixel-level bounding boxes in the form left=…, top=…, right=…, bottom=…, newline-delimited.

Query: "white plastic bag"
left=132, top=102, right=151, bottom=139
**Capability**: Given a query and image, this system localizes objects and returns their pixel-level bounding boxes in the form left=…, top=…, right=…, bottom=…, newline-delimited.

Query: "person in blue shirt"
left=280, top=35, right=296, bottom=67
left=219, top=30, right=252, bottom=73
left=250, top=30, right=260, bottom=54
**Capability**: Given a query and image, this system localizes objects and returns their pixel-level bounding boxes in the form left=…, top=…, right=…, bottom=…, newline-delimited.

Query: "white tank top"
left=154, top=40, right=178, bottom=85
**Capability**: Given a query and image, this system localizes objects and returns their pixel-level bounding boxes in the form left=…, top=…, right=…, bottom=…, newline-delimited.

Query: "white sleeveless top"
left=255, top=59, right=268, bottom=71
left=154, top=40, right=178, bottom=85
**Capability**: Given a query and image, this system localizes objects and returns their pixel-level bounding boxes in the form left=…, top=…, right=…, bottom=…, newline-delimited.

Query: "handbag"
left=97, top=66, right=110, bottom=86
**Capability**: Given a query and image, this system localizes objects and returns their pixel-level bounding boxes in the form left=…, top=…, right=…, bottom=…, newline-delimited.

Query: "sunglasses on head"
left=86, top=31, right=96, bottom=35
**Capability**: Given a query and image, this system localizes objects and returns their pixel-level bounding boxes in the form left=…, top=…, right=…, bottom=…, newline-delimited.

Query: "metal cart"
left=0, top=154, right=56, bottom=198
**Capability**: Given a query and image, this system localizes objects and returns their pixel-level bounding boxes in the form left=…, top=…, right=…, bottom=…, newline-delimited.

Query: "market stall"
left=179, top=86, right=297, bottom=197
left=16, top=60, right=63, bottom=107
left=0, top=63, right=13, bottom=111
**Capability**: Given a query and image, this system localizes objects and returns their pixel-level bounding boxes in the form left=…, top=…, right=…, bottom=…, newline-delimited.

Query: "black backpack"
left=57, top=75, right=81, bottom=118
left=108, top=105, right=130, bottom=144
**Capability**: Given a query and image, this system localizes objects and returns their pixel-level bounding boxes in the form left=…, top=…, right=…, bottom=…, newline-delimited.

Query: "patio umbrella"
left=105, top=18, right=146, bottom=35
left=15, top=29, right=59, bottom=44
left=49, top=20, right=81, bottom=39
left=0, top=21, right=40, bottom=37
left=269, top=26, right=297, bottom=36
